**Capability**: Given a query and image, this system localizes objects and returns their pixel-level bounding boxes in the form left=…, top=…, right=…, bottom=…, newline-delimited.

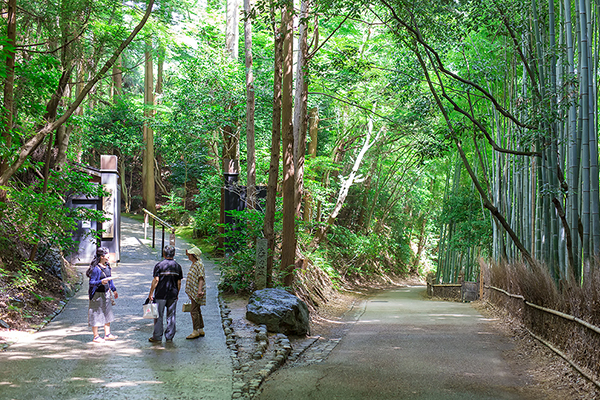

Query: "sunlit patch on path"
left=0, top=217, right=233, bottom=399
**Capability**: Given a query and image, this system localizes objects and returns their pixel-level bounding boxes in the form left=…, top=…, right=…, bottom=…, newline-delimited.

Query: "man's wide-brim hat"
left=187, top=246, right=202, bottom=258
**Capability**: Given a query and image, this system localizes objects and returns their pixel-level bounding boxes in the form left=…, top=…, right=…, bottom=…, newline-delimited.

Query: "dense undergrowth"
left=0, top=167, right=106, bottom=332
left=210, top=208, right=416, bottom=296
left=0, top=240, right=80, bottom=332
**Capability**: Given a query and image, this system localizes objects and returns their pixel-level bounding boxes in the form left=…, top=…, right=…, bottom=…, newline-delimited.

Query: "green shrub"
left=217, top=209, right=269, bottom=293
left=158, top=190, right=188, bottom=225
left=218, top=249, right=256, bottom=294
left=1, top=167, right=106, bottom=255
left=191, top=174, right=222, bottom=237
left=11, top=261, right=40, bottom=290
left=326, top=225, right=409, bottom=278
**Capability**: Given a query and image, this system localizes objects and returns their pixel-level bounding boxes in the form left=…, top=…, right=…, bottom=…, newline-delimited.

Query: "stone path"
left=0, top=217, right=232, bottom=400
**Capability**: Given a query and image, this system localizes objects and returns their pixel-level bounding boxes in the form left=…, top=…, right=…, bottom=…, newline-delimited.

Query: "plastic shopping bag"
left=143, top=302, right=158, bottom=319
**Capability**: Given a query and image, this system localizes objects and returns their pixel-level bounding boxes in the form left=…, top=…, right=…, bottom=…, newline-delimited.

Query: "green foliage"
left=438, top=188, right=491, bottom=252
left=32, top=292, right=55, bottom=303
left=11, top=261, right=41, bottom=290
left=218, top=249, right=256, bottom=294
left=217, top=210, right=262, bottom=294
left=160, top=45, right=245, bottom=138
left=191, top=173, right=222, bottom=238
left=158, top=190, right=188, bottom=225
left=218, top=209, right=281, bottom=293
left=14, top=53, right=61, bottom=126
left=325, top=225, right=409, bottom=278
left=308, top=250, right=342, bottom=289
left=313, top=41, right=374, bottom=90
left=77, top=96, right=144, bottom=164
left=0, top=168, right=107, bottom=254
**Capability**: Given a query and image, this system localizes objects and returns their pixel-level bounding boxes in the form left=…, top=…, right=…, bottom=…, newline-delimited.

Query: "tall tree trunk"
left=112, top=54, right=123, bottom=100
left=564, top=0, right=580, bottom=279
left=281, top=0, right=296, bottom=287
left=143, top=39, right=156, bottom=214
left=71, top=62, right=86, bottom=164
left=55, top=125, right=73, bottom=171
left=293, top=0, right=309, bottom=219
left=579, top=0, right=591, bottom=276
left=264, top=11, right=283, bottom=288
left=155, top=46, right=164, bottom=96
left=55, top=77, right=73, bottom=170
left=1, top=0, right=16, bottom=178
left=244, top=0, right=256, bottom=210
left=118, top=155, right=131, bottom=213
left=583, top=0, right=600, bottom=265
left=154, top=47, right=167, bottom=197
left=303, top=107, right=319, bottom=222
left=226, top=0, right=240, bottom=60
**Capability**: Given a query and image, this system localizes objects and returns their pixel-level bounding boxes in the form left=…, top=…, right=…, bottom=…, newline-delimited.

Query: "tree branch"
left=308, top=8, right=355, bottom=59
left=0, top=0, right=155, bottom=186
left=378, top=0, right=536, bottom=131
left=308, top=91, right=394, bottom=123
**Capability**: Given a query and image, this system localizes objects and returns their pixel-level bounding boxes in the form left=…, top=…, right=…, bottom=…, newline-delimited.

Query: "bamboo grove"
left=378, top=0, right=600, bottom=285
left=4, top=0, right=600, bottom=291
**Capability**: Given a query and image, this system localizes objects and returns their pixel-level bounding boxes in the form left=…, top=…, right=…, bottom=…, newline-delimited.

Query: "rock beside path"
left=246, top=288, right=309, bottom=336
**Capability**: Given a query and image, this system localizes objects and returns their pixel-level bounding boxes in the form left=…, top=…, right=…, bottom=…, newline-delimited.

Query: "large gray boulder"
left=246, top=288, right=310, bottom=336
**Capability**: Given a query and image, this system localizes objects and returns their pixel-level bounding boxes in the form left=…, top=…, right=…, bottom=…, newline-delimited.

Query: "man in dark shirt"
left=148, top=245, right=183, bottom=342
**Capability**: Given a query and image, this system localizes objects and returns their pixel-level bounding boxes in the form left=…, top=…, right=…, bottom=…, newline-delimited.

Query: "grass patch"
left=125, top=212, right=217, bottom=255
left=122, top=212, right=145, bottom=223
left=175, top=226, right=217, bottom=255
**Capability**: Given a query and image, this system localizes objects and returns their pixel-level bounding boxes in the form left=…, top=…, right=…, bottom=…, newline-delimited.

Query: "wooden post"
left=479, top=267, right=484, bottom=300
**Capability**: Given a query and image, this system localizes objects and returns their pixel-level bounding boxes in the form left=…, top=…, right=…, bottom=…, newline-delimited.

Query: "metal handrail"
left=142, top=208, right=176, bottom=250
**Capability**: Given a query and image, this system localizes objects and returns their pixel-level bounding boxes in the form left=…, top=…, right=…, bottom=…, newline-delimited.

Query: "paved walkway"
left=0, top=217, right=232, bottom=400
left=258, top=286, right=540, bottom=400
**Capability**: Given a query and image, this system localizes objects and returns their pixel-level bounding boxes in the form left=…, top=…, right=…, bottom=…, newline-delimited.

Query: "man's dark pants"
left=153, top=298, right=177, bottom=340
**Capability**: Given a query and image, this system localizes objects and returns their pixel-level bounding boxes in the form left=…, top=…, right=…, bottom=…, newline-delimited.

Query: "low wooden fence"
left=485, top=285, right=600, bottom=389
left=143, top=208, right=175, bottom=251
left=426, top=277, right=481, bottom=302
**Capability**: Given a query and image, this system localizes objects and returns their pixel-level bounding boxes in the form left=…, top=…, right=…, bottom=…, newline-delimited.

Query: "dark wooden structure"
left=67, top=155, right=121, bottom=264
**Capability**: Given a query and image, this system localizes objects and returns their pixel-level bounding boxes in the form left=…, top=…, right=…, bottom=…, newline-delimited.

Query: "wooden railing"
left=142, top=208, right=175, bottom=251
left=486, top=284, right=600, bottom=388
left=486, top=285, right=600, bottom=335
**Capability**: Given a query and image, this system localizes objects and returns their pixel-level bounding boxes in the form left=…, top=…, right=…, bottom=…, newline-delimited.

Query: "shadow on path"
left=0, top=216, right=232, bottom=400
left=258, top=286, right=539, bottom=400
